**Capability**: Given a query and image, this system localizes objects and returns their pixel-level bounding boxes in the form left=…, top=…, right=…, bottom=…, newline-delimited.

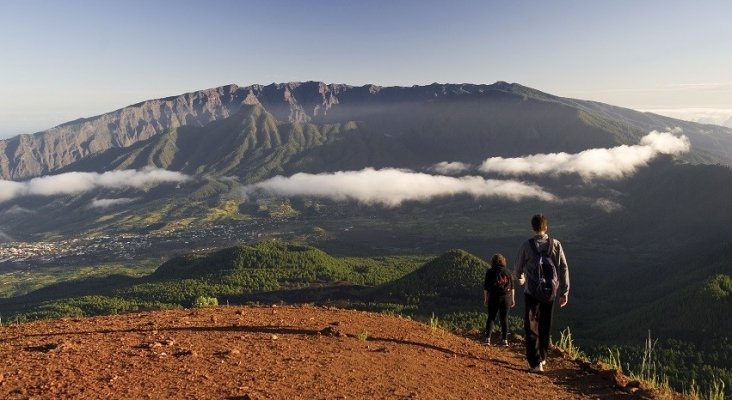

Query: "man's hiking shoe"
left=482, top=338, right=491, bottom=346
left=540, top=360, right=547, bottom=367
left=529, top=364, right=544, bottom=373
left=501, top=339, right=509, bottom=347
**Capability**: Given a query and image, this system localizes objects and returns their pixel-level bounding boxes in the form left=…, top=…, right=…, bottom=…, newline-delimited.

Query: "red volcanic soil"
left=0, top=306, right=656, bottom=399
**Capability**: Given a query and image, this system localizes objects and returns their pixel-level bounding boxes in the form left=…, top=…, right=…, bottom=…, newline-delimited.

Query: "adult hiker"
left=514, top=214, right=570, bottom=373
left=483, top=253, right=515, bottom=346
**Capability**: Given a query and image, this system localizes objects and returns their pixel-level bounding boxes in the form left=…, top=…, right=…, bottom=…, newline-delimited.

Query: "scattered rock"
left=319, top=326, right=345, bottom=337
left=625, top=380, right=641, bottom=389
left=577, top=360, right=594, bottom=371
left=622, top=380, right=644, bottom=394
left=270, top=335, right=279, bottom=341
left=598, top=368, right=627, bottom=389
left=24, top=342, right=72, bottom=353
left=174, top=349, right=197, bottom=357
left=214, top=349, right=241, bottom=357
left=210, top=316, right=218, bottom=323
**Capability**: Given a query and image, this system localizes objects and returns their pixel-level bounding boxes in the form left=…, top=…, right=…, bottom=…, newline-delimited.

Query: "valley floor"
left=0, top=306, right=647, bottom=399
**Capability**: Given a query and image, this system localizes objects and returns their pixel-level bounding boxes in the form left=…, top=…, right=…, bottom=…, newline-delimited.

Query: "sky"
left=1, top=0, right=731, bottom=138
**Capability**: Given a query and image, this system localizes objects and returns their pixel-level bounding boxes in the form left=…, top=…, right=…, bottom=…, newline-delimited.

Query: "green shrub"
left=193, top=296, right=219, bottom=307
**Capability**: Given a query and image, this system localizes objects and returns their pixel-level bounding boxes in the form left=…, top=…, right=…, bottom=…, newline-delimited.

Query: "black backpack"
left=490, top=267, right=512, bottom=296
left=527, top=238, right=559, bottom=302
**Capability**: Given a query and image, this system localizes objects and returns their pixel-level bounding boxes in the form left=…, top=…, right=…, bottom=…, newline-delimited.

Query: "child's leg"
left=486, top=299, right=499, bottom=338
left=499, top=295, right=509, bottom=340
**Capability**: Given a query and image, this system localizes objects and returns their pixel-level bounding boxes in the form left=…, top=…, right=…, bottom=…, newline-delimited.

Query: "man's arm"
left=515, top=242, right=527, bottom=285
left=556, top=241, right=570, bottom=307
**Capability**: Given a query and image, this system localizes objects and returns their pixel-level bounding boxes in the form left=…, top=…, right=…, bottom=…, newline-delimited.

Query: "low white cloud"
left=241, top=168, right=555, bottom=207
left=0, top=167, right=190, bottom=203
left=0, top=181, right=25, bottom=203
left=89, top=197, right=140, bottom=209
left=431, top=161, right=472, bottom=175
left=592, top=198, right=623, bottom=213
left=1, top=205, right=35, bottom=215
left=479, top=131, right=690, bottom=180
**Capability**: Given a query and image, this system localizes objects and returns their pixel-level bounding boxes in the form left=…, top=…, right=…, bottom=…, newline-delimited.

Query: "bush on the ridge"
left=193, top=296, right=219, bottom=307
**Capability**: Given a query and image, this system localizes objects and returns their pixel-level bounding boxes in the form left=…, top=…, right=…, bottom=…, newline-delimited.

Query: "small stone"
left=270, top=335, right=279, bottom=340
left=319, top=326, right=344, bottom=337
left=625, top=380, right=641, bottom=389
left=174, top=349, right=196, bottom=357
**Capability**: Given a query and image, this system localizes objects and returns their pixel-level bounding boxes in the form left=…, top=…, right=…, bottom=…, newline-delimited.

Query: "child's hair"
left=491, top=253, right=506, bottom=268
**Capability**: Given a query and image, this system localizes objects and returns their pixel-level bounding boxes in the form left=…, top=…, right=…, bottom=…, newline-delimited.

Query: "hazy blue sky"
left=1, top=0, right=731, bottom=137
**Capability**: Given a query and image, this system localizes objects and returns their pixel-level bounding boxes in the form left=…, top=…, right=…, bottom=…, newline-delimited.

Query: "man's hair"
left=531, top=214, right=548, bottom=233
left=491, top=253, right=507, bottom=268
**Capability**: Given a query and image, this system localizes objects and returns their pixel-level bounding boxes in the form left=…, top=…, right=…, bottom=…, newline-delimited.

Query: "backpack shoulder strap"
left=528, top=238, right=540, bottom=255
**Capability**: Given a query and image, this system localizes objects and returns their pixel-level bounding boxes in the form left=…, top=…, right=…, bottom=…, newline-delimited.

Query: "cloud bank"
left=0, top=168, right=190, bottom=203
left=479, top=131, right=690, bottom=180
left=241, top=168, right=555, bottom=207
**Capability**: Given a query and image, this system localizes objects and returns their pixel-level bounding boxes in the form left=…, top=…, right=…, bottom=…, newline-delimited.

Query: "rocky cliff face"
left=0, top=82, right=497, bottom=180
left=0, top=85, right=245, bottom=180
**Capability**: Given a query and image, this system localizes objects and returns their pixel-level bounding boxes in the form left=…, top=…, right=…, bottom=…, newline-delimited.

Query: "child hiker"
left=483, top=253, right=515, bottom=346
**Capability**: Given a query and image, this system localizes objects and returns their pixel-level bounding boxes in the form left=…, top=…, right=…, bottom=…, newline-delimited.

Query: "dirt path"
left=0, top=306, right=638, bottom=399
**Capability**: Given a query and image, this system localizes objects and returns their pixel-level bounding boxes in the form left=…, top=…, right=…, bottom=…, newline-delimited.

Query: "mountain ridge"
left=2, top=81, right=732, bottom=180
